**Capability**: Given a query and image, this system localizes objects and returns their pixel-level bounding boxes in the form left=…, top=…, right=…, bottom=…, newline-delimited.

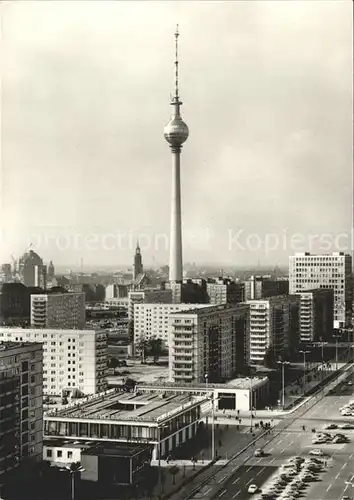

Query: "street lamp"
left=277, top=361, right=290, bottom=409
left=299, top=350, right=310, bottom=395
left=65, top=465, right=85, bottom=500
left=333, top=333, right=342, bottom=371
left=205, top=374, right=215, bottom=462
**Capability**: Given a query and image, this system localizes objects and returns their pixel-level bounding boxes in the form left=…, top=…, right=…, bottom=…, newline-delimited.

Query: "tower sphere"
left=164, top=116, right=189, bottom=146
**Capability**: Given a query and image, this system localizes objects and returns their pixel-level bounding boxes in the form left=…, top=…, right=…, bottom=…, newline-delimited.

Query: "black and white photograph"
left=0, top=1, right=353, bottom=499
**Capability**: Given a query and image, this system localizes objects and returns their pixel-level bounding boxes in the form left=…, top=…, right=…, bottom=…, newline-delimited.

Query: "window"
left=46, top=449, right=52, bottom=458
left=67, top=451, right=73, bottom=459
left=57, top=450, right=62, bottom=458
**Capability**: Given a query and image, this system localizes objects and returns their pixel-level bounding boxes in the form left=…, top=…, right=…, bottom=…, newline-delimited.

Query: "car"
left=312, top=439, right=328, bottom=444
left=325, top=423, right=338, bottom=429
left=288, top=456, right=304, bottom=464
left=333, top=436, right=348, bottom=444
left=301, top=475, right=316, bottom=482
left=348, top=381, right=353, bottom=386
left=309, top=449, right=325, bottom=456
left=254, top=448, right=265, bottom=457
left=341, top=423, right=354, bottom=429
left=248, top=484, right=258, bottom=494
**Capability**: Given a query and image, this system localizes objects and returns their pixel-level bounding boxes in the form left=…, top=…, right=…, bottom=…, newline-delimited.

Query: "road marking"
left=277, top=439, right=283, bottom=445
left=204, top=488, right=212, bottom=495
left=245, top=467, right=252, bottom=473
left=268, top=447, right=274, bottom=452
left=256, top=458, right=262, bottom=463
left=350, top=454, right=353, bottom=460
left=256, top=467, right=265, bottom=476
left=246, top=478, right=255, bottom=486
left=326, top=485, right=332, bottom=492
left=341, top=463, right=347, bottom=470
left=335, top=473, right=340, bottom=479
left=280, top=449, right=285, bottom=454
left=289, top=440, right=294, bottom=445
left=232, top=492, right=240, bottom=498
left=232, top=478, right=240, bottom=485
left=231, top=466, right=238, bottom=472
left=218, top=489, right=227, bottom=497
left=269, top=458, right=275, bottom=464
left=218, top=475, right=227, bottom=483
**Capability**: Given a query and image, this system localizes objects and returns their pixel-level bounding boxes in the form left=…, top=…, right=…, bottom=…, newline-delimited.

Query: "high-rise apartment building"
left=169, top=304, right=249, bottom=384
left=128, top=289, right=173, bottom=321
left=207, top=278, right=245, bottom=305
left=0, top=341, right=43, bottom=476
left=0, top=329, right=107, bottom=396
left=297, top=289, right=334, bottom=343
left=247, top=295, right=300, bottom=364
left=244, top=276, right=289, bottom=301
left=30, top=293, right=85, bottom=329
left=134, top=303, right=207, bottom=347
left=289, top=252, right=353, bottom=329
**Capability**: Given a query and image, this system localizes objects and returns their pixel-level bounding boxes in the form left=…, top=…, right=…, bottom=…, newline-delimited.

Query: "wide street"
left=182, top=368, right=354, bottom=500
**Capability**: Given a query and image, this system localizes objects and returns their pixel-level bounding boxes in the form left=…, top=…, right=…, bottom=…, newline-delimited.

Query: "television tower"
left=164, top=25, right=189, bottom=283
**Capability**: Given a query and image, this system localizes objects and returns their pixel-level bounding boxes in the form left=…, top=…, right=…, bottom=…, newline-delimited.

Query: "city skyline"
left=1, top=1, right=352, bottom=267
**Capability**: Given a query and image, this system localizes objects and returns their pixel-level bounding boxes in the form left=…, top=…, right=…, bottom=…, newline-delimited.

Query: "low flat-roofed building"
left=81, top=443, right=152, bottom=485
left=135, top=376, right=269, bottom=412
left=43, top=438, right=88, bottom=466
left=44, top=388, right=209, bottom=460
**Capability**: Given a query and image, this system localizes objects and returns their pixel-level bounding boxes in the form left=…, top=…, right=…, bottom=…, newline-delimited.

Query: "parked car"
left=309, top=449, right=325, bottom=456
left=248, top=484, right=258, bottom=494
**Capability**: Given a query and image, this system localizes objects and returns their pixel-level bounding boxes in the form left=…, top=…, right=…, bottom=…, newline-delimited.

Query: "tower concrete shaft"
left=164, top=25, right=189, bottom=284
left=169, top=146, right=183, bottom=281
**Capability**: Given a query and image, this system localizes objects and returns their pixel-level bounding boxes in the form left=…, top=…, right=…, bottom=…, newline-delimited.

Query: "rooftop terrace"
left=45, top=389, right=206, bottom=423
left=137, top=376, right=268, bottom=391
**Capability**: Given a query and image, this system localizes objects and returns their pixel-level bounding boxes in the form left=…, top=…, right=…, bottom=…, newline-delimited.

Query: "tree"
left=136, top=339, right=148, bottom=363
left=69, top=461, right=82, bottom=472
left=148, top=337, right=163, bottom=363
left=169, top=465, right=180, bottom=485
left=108, top=357, right=121, bottom=369
left=124, top=378, right=136, bottom=392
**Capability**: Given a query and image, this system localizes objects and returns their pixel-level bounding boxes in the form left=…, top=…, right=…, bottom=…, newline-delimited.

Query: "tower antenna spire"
left=174, top=24, right=179, bottom=101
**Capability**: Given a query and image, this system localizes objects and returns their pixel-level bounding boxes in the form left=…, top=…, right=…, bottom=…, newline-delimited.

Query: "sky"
left=1, top=1, right=353, bottom=269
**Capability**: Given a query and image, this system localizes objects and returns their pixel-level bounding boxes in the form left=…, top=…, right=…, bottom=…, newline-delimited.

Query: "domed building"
left=19, top=250, right=46, bottom=288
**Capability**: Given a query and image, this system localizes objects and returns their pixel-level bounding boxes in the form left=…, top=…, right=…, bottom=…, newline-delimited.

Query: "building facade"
left=134, top=303, right=207, bottom=347
left=44, top=390, right=208, bottom=461
left=30, top=293, right=85, bottom=329
left=206, top=278, right=245, bottom=305
left=289, top=252, right=353, bottom=329
left=105, top=284, right=128, bottom=300
left=244, top=276, right=289, bottom=301
left=297, top=289, right=334, bottom=343
left=168, top=303, right=249, bottom=384
left=0, top=328, right=107, bottom=396
left=0, top=341, right=43, bottom=476
left=247, top=295, right=300, bottom=364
